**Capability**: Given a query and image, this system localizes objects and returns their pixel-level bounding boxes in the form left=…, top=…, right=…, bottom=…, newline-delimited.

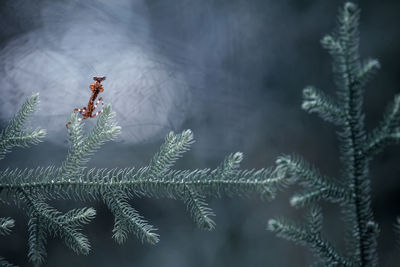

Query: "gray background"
left=0, top=0, right=399, bottom=266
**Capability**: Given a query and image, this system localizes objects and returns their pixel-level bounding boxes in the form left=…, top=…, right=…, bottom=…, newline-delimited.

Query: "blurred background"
left=0, top=0, right=399, bottom=266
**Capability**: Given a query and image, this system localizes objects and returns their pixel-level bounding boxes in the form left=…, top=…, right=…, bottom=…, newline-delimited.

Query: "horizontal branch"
left=275, top=155, right=351, bottom=206
left=0, top=166, right=284, bottom=202
left=290, top=188, right=345, bottom=208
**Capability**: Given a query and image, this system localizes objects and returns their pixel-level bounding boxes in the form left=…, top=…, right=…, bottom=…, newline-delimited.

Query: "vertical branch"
left=322, top=3, right=378, bottom=265
left=340, top=4, right=377, bottom=265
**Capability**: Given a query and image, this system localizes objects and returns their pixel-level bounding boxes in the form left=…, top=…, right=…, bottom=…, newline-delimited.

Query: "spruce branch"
left=103, top=190, right=159, bottom=245
left=364, top=94, right=400, bottom=157
left=0, top=94, right=286, bottom=266
left=146, top=129, right=194, bottom=179
left=320, top=3, right=361, bottom=107
left=270, top=2, right=393, bottom=266
left=290, top=189, right=333, bottom=208
left=268, top=217, right=350, bottom=266
left=0, top=257, right=17, bottom=267
left=0, top=93, right=46, bottom=160
left=395, top=217, right=400, bottom=248
left=184, top=185, right=215, bottom=230
left=28, top=215, right=47, bottom=267
left=0, top=159, right=288, bottom=204
left=312, top=2, right=379, bottom=264
left=18, top=189, right=94, bottom=266
left=59, top=207, right=96, bottom=228
left=305, top=205, right=323, bottom=235
left=60, top=104, right=121, bottom=179
left=335, top=2, right=361, bottom=84
left=302, top=86, right=345, bottom=125
left=275, top=155, right=351, bottom=207
left=0, top=218, right=15, bottom=266
left=358, top=59, right=380, bottom=87
left=0, top=217, right=15, bottom=236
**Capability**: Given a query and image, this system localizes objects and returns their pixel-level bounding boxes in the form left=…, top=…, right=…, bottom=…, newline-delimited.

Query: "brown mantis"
left=66, top=77, right=106, bottom=134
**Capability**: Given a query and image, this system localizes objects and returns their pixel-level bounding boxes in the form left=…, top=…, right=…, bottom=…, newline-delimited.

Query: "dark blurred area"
left=0, top=0, right=400, bottom=266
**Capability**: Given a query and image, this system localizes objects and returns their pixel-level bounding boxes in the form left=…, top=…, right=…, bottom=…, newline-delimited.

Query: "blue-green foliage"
left=0, top=217, right=16, bottom=267
left=0, top=95, right=291, bottom=266
left=0, top=93, right=46, bottom=160
left=268, top=2, right=399, bottom=266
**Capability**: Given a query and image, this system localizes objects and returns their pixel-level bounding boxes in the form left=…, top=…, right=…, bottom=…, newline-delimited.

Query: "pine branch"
left=146, top=129, right=194, bottom=179
left=0, top=218, right=16, bottom=266
left=364, top=94, right=400, bottom=157
left=302, top=86, right=345, bottom=125
left=0, top=94, right=286, bottom=266
left=19, top=189, right=93, bottom=259
left=0, top=217, right=14, bottom=236
left=184, top=185, right=215, bottom=230
left=103, top=190, right=159, bottom=245
left=0, top=257, right=17, bottom=267
left=60, top=104, right=121, bottom=179
left=268, top=217, right=350, bottom=266
left=395, top=217, right=400, bottom=248
left=0, top=93, right=46, bottom=160
left=318, top=3, right=379, bottom=265
left=305, top=205, right=323, bottom=235
left=321, top=3, right=361, bottom=102
left=358, top=59, right=380, bottom=87
left=270, top=3, right=388, bottom=266
left=275, top=155, right=351, bottom=207
left=28, top=215, right=47, bottom=267
left=290, top=189, right=333, bottom=208
left=59, top=207, right=96, bottom=228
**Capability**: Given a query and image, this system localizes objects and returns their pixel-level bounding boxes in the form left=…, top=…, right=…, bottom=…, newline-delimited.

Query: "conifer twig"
left=0, top=93, right=287, bottom=266
left=268, top=3, right=396, bottom=266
